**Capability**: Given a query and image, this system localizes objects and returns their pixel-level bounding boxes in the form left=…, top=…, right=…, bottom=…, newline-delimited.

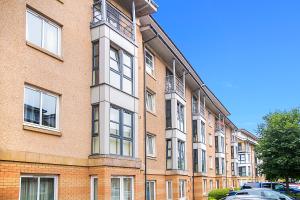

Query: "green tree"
left=256, top=108, right=300, bottom=192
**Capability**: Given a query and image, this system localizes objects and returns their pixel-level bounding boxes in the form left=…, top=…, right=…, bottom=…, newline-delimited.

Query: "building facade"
left=0, top=0, right=263, bottom=199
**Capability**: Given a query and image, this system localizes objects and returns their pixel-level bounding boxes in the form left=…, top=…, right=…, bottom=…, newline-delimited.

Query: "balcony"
left=165, top=75, right=184, bottom=98
left=215, top=120, right=225, bottom=133
left=92, top=1, right=135, bottom=41
left=192, top=103, right=205, bottom=118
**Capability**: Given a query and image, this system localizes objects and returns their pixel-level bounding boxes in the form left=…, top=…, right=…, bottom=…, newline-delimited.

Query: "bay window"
left=109, top=106, right=133, bottom=157
left=24, top=86, right=59, bottom=130
left=166, top=139, right=172, bottom=169
left=165, top=100, right=172, bottom=128
left=92, top=105, right=100, bottom=154
left=26, top=9, right=61, bottom=56
left=200, top=121, right=205, bottom=143
left=92, top=41, right=99, bottom=85
left=178, top=140, right=185, bottom=170
left=201, top=149, right=206, bottom=173
left=193, top=149, right=198, bottom=172
left=177, top=102, right=184, bottom=132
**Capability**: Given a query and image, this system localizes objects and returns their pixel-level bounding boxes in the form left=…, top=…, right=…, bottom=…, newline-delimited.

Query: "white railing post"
left=182, top=70, right=185, bottom=97
left=101, top=0, right=107, bottom=21
left=172, top=59, right=176, bottom=92
left=132, top=1, right=136, bottom=41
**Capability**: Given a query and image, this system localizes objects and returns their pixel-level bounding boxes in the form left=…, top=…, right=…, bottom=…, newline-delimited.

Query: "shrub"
left=208, top=188, right=230, bottom=200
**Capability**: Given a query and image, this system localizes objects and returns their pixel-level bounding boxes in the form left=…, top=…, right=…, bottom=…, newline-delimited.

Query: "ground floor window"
left=111, top=177, right=133, bottom=200
left=209, top=180, right=213, bottom=191
left=146, top=181, right=156, bottom=200
left=179, top=180, right=186, bottom=200
left=203, top=179, right=207, bottom=194
left=91, top=176, right=98, bottom=200
left=20, top=175, right=57, bottom=200
left=166, top=181, right=172, bottom=200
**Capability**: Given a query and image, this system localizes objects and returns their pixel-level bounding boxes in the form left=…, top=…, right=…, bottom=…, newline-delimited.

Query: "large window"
left=165, top=100, right=172, bottom=128
left=221, top=158, right=225, bottom=175
left=200, top=121, right=205, bottom=144
left=26, top=9, right=61, bottom=56
left=179, top=180, right=186, bottom=200
left=193, top=149, right=198, bottom=172
left=215, top=158, right=220, bottom=175
left=192, top=95, right=198, bottom=114
left=145, top=49, right=154, bottom=75
left=146, top=91, right=155, bottom=113
left=92, top=105, right=100, bottom=154
left=215, top=136, right=219, bottom=153
left=192, top=120, right=198, bottom=143
left=24, top=86, right=59, bottom=130
left=109, top=106, right=133, bottom=157
left=20, top=175, right=58, bottom=200
left=177, top=140, right=185, bottom=170
left=239, top=167, right=247, bottom=177
left=109, top=47, right=133, bottom=95
left=146, top=134, right=156, bottom=157
left=201, top=149, right=206, bottom=173
left=177, top=102, right=184, bottom=132
left=92, top=41, right=99, bottom=85
left=91, top=176, right=98, bottom=200
left=111, top=177, right=133, bottom=200
left=146, top=181, right=156, bottom=200
left=166, top=139, right=172, bottom=169
left=166, top=181, right=172, bottom=200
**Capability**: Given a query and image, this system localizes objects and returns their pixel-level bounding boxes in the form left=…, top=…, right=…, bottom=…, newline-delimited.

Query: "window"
left=146, top=91, right=155, bottom=113
left=192, top=95, right=198, bottom=114
left=192, top=120, right=198, bottom=143
left=92, top=41, right=99, bottom=85
left=177, top=102, right=184, bottom=132
left=91, top=176, right=98, bottom=200
left=231, top=162, right=235, bottom=176
left=239, top=154, right=246, bottom=163
left=166, top=181, right=172, bottom=200
left=165, top=100, right=172, bottom=128
left=215, top=136, right=219, bottom=153
left=210, top=180, right=213, bottom=191
left=20, top=175, right=58, bottom=200
left=231, top=146, right=234, bottom=159
left=92, top=105, right=100, bottom=154
left=24, top=86, right=59, bottom=130
left=166, top=139, right=172, bottom=169
left=109, top=47, right=133, bottom=95
left=215, top=158, right=220, bottom=175
left=200, top=121, right=205, bottom=143
left=145, top=49, right=154, bottom=75
left=146, top=181, right=156, bottom=200
left=238, top=143, right=242, bottom=152
left=193, top=149, right=198, bottom=172
left=111, top=177, right=133, bottom=200
left=201, top=149, right=206, bottom=173
left=179, top=180, right=186, bottom=200
left=209, top=156, right=213, bottom=169
left=239, top=167, right=246, bottom=177
left=146, top=134, right=156, bottom=157
left=221, top=158, right=225, bottom=175
left=216, top=180, right=220, bottom=189
left=109, top=106, right=133, bottom=157
left=221, top=137, right=225, bottom=153
left=26, top=9, right=61, bottom=56
left=177, top=140, right=185, bottom=170
left=203, top=179, right=207, bottom=194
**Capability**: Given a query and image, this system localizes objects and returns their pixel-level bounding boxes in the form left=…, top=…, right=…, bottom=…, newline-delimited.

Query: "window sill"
left=23, top=124, right=62, bottom=137
left=26, top=41, right=63, bottom=62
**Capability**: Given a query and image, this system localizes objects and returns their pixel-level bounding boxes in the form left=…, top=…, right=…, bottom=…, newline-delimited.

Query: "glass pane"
left=93, top=178, right=98, bottom=200
left=110, top=122, right=119, bottom=136
left=110, top=107, right=119, bottom=122
left=123, top=112, right=132, bottom=126
left=123, top=126, right=132, bottom=138
left=123, top=53, right=132, bottom=68
left=110, top=60, right=119, bottom=71
left=123, top=66, right=132, bottom=78
left=167, top=182, right=172, bottom=199
left=39, top=178, right=54, bottom=200
left=123, top=140, right=132, bottom=157
left=24, top=87, right=40, bottom=124
left=27, top=11, right=42, bottom=47
left=20, top=177, right=38, bottom=200
left=110, top=137, right=120, bottom=155
left=111, top=178, right=120, bottom=200
left=110, top=71, right=121, bottom=89
left=123, top=178, right=132, bottom=200
left=92, top=136, right=100, bottom=154
left=123, top=78, right=132, bottom=94
left=42, top=93, right=57, bottom=128
left=44, top=22, right=59, bottom=55
left=110, top=49, right=119, bottom=71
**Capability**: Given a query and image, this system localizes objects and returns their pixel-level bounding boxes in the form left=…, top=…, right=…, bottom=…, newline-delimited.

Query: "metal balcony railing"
left=165, top=75, right=184, bottom=98
left=92, top=1, right=135, bottom=41
left=192, top=102, right=205, bottom=118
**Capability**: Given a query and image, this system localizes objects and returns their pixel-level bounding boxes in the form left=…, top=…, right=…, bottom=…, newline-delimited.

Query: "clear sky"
left=153, top=0, right=300, bottom=134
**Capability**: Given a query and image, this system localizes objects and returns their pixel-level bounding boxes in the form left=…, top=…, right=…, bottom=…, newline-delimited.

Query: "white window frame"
left=146, top=133, right=156, bottom=157
left=26, top=9, right=62, bottom=56
left=166, top=181, right=172, bottom=200
left=91, top=176, right=98, bottom=200
left=23, top=85, right=60, bottom=131
left=146, top=90, right=156, bottom=113
left=19, top=175, right=58, bottom=200
left=179, top=180, right=186, bottom=200
left=146, top=180, right=156, bottom=200
left=203, top=179, right=207, bottom=195
left=111, top=176, right=134, bottom=200
left=145, top=49, right=155, bottom=76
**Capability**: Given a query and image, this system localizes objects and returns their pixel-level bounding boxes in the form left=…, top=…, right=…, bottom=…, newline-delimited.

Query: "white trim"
left=19, top=175, right=58, bottom=200
left=146, top=180, right=156, bottom=200
left=23, top=85, right=60, bottom=131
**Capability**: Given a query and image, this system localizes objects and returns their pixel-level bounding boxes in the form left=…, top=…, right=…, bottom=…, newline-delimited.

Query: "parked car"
left=226, top=188, right=295, bottom=200
left=224, top=195, right=270, bottom=200
left=241, top=182, right=300, bottom=195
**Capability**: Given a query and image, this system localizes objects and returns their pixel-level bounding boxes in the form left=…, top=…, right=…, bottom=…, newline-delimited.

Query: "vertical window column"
left=92, top=41, right=99, bottom=85
left=92, top=105, right=100, bottom=154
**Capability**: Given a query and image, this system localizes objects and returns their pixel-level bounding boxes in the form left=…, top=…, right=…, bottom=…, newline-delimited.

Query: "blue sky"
left=153, top=0, right=300, bottom=133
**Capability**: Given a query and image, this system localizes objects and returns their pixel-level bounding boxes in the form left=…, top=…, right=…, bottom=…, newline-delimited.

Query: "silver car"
left=224, top=188, right=294, bottom=200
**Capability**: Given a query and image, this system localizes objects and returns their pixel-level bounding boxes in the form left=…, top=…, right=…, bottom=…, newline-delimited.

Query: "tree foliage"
left=256, top=108, right=300, bottom=184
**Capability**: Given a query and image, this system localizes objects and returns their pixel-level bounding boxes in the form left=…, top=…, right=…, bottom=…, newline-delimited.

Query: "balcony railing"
left=215, top=120, right=225, bottom=133
left=165, top=75, right=184, bottom=98
left=192, top=103, right=205, bottom=118
left=92, top=1, right=135, bottom=41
